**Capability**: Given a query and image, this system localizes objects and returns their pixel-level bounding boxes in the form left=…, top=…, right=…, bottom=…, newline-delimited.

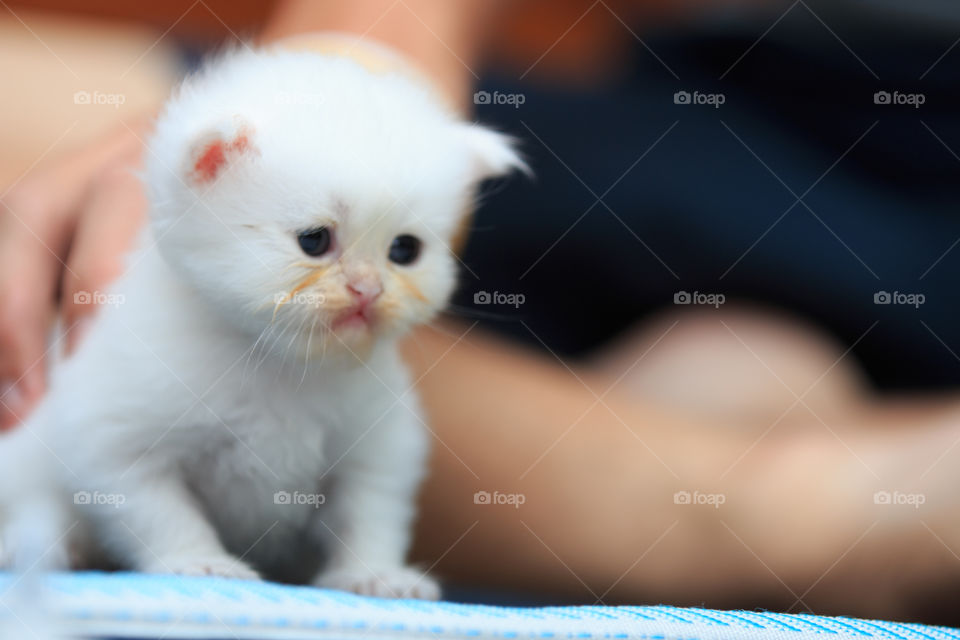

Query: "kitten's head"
left=145, top=50, right=524, bottom=360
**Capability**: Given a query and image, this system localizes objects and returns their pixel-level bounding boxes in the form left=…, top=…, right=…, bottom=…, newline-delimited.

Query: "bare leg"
left=404, top=321, right=960, bottom=622
left=589, top=305, right=869, bottom=426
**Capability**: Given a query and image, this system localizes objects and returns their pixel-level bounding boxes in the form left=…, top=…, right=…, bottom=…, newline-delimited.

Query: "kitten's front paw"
left=0, top=532, right=71, bottom=571
left=316, top=566, right=441, bottom=600
left=144, top=554, right=261, bottom=581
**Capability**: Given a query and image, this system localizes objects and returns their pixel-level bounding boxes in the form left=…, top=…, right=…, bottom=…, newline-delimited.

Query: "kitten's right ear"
left=187, top=124, right=257, bottom=186
left=457, top=124, right=531, bottom=182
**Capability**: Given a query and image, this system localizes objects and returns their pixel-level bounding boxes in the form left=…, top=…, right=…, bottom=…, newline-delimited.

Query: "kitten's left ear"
left=187, top=122, right=257, bottom=186
left=457, top=124, right=530, bottom=182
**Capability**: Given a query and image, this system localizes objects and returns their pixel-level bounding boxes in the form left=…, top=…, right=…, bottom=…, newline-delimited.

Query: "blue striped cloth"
left=1, top=572, right=957, bottom=640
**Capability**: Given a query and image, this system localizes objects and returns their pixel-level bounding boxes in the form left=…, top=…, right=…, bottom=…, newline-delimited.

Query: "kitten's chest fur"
left=183, top=378, right=332, bottom=486
left=174, top=374, right=351, bottom=582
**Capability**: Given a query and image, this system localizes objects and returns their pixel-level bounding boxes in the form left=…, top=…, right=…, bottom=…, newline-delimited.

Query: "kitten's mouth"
left=331, top=304, right=376, bottom=332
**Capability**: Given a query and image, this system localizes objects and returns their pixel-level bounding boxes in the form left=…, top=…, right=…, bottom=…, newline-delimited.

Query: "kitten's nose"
left=346, top=278, right=382, bottom=304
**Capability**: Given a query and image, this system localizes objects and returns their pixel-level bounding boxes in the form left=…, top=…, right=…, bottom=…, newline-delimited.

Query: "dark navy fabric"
left=458, top=7, right=960, bottom=390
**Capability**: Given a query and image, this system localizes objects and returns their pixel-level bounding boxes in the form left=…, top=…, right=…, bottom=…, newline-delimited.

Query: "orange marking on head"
left=191, top=130, right=254, bottom=184
left=194, top=141, right=226, bottom=182
left=231, top=133, right=250, bottom=154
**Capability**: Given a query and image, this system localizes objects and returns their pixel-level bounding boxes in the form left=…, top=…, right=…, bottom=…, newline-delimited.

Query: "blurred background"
left=8, top=0, right=958, bottom=388
left=5, top=1, right=960, bottom=393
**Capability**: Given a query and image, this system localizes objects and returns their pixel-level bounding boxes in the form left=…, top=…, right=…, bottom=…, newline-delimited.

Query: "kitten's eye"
left=297, top=227, right=332, bottom=257
left=388, top=234, right=422, bottom=265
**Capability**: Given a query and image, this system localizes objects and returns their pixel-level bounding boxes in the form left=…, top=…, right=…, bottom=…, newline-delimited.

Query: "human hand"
left=0, top=122, right=149, bottom=430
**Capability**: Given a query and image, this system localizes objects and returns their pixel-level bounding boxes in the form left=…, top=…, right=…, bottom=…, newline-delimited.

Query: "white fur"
left=0, top=48, right=523, bottom=599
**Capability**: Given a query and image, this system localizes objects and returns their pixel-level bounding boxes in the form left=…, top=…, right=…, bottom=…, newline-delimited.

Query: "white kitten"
left=0, top=47, right=523, bottom=599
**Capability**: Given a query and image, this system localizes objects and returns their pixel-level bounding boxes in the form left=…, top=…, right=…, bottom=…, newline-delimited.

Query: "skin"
left=405, top=316, right=960, bottom=620
left=3, top=0, right=960, bottom=622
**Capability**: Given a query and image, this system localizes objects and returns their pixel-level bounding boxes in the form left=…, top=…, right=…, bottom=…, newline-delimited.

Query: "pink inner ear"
left=192, top=132, right=252, bottom=184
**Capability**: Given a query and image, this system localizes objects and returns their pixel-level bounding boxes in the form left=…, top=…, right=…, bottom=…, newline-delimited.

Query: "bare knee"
left=591, top=306, right=868, bottom=425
